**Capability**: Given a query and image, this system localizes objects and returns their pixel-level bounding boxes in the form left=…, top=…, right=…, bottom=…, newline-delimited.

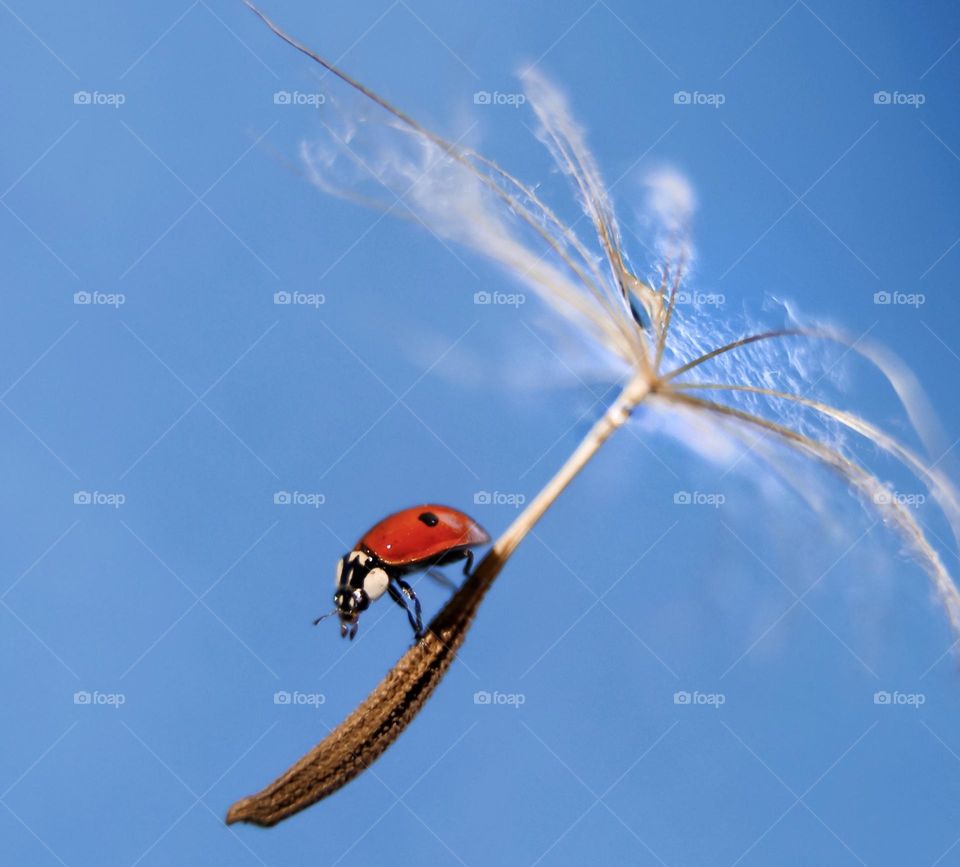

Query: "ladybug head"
left=333, top=587, right=369, bottom=639
left=315, top=551, right=392, bottom=641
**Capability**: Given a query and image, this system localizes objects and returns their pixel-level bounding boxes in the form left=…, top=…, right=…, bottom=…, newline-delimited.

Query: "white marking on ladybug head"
left=362, top=567, right=390, bottom=602
left=334, top=586, right=364, bottom=616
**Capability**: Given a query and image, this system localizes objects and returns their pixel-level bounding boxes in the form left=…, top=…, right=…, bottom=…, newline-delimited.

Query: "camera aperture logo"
left=674, top=690, right=725, bottom=708
left=874, top=690, right=925, bottom=708
left=74, top=490, right=125, bottom=508
left=274, top=290, right=325, bottom=308
left=74, top=290, right=125, bottom=308
left=673, top=490, right=725, bottom=508
left=273, top=490, right=325, bottom=508
left=673, top=90, right=725, bottom=108
left=73, top=90, right=126, bottom=108
left=273, top=90, right=326, bottom=107
left=473, top=91, right=526, bottom=108
left=74, top=690, right=126, bottom=708
left=473, top=290, right=525, bottom=308
left=474, top=490, right=526, bottom=509
left=473, top=690, right=526, bottom=708
left=274, top=690, right=325, bottom=708
left=873, top=291, right=925, bottom=307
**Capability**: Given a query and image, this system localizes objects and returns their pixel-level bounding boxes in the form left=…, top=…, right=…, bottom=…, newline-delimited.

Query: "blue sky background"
left=3, top=1, right=960, bottom=864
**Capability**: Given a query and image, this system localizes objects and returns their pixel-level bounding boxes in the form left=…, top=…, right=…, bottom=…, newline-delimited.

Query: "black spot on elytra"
left=418, top=511, right=439, bottom=527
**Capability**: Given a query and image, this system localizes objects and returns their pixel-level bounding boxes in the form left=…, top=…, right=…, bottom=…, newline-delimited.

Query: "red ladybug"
left=315, top=505, right=490, bottom=640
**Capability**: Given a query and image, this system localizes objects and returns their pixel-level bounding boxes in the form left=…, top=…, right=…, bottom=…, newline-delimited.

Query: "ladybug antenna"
left=312, top=609, right=337, bottom=626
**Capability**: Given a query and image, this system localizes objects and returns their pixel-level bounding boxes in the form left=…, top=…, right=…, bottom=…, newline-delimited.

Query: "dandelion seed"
left=228, top=2, right=960, bottom=827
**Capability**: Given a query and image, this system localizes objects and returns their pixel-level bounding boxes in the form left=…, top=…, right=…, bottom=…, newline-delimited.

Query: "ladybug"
left=315, top=505, right=490, bottom=640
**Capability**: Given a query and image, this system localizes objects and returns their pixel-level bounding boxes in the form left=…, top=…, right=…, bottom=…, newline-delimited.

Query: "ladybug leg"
left=394, top=575, right=423, bottom=638
left=390, top=576, right=424, bottom=638
left=463, top=549, right=475, bottom=577
left=399, top=577, right=424, bottom=637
